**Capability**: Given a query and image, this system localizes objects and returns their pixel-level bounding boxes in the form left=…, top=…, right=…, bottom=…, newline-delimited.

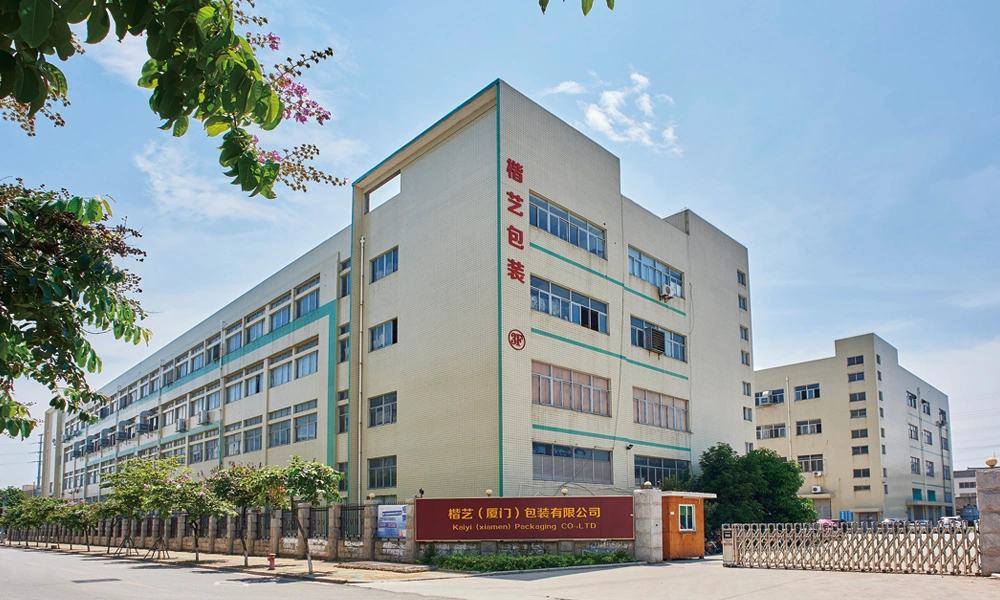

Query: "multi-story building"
left=954, top=467, right=983, bottom=517
left=42, top=80, right=755, bottom=503
left=754, top=334, right=953, bottom=522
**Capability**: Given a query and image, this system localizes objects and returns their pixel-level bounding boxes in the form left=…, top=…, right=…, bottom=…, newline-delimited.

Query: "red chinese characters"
left=506, top=158, right=523, bottom=183
left=506, top=191, right=524, bottom=216
left=506, top=258, right=525, bottom=283
left=507, top=225, right=524, bottom=250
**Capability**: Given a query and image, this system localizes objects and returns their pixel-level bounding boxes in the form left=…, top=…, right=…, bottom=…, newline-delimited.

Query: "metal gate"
left=722, top=523, right=981, bottom=576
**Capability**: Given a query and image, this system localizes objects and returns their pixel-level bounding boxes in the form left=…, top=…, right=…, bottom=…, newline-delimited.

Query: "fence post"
left=327, top=504, right=341, bottom=561
left=402, top=500, right=417, bottom=563
left=363, top=500, right=378, bottom=561
left=175, top=513, right=185, bottom=551
left=270, top=510, right=280, bottom=556
left=208, top=516, right=217, bottom=553
left=978, top=468, right=1000, bottom=576
left=225, top=515, right=235, bottom=555
left=246, top=510, right=257, bottom=556
left=633, top=487, right=663, bottom=564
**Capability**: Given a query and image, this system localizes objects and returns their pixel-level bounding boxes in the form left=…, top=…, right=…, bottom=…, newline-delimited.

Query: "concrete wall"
left=978, top=468, right=1000, bottom=576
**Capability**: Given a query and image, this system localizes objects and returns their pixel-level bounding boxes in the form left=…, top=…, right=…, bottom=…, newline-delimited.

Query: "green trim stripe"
left=532, top=424, right=691, bottom=453
left=529, top=242, right=686, bottom=316
left=530, top=328, right=689, bottom=380
left=495, top=82, right=504, bottom=498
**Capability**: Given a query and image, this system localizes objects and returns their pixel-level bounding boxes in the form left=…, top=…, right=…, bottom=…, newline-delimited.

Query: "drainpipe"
left=784, top=376, right=792, bottom=459
left=357, top=236, right=366, bottom=501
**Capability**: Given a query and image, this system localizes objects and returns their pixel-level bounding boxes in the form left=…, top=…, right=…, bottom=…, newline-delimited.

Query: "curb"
left=467, top=561, right=646, bottom=577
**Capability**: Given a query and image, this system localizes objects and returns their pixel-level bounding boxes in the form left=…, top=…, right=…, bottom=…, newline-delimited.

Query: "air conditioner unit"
left=137, top=422, right=152, bottom=433
left=197, top=411, right=212, bottom=426
left=71, top=450, right=82, bottom=459
left=758, top=391, right=772, bottom=405
left=813, top=470, right=823, bottom=477
left=811, top=486, right=822, bottom=494
left=175, top=418, right=187, bottom=433
left=649, top=329, right=666, bottom=354
left=659, top=283, right=673, bottom=300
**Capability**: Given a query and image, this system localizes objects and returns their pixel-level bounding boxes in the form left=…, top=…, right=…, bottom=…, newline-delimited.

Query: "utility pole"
left=35, top=435, right=43, bottom=497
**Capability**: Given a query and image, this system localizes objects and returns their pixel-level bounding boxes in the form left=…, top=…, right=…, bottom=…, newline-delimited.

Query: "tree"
left=56, top=499, right=100, bottom=551
left=691, top=444, right=818, bottom=532
left=0, top=487, right=28, bottom=545
left=0, top=181, right=148, bottom=439
left=207, top=462, right=281, bottom=566
left=100, top=456, right=180, bottom=555
left=12, top=495, right=63, bottom=546
left=1, top=0, right=345, bottom=198
left=539, top=0, right=615, bottom=15
left=270, top=456, right=343, bottom=574
left=145, top=469, right=233, bottom=560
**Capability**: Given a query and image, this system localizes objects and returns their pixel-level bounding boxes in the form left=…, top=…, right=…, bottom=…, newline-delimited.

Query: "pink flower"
left=266, top=33, right=281, bottom=51
left=198, top=491, right=206, bottom=497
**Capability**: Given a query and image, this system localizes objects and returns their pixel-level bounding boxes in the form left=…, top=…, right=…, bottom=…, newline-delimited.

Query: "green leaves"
left=17, top=0, right=54, bottom=47
left=85, top=0, right=109, bottom=43
left=539, top=0, right=613, bottom=15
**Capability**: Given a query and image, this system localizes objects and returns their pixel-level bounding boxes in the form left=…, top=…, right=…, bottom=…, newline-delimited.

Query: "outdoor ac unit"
left=813, top=470, right=823, bottom=477
left=71, top=450, right=82, bottom=459
left=659, top=283, right=673, bottom=300
left=198, top=411, right=212, bottom=426
left=137, top=422, right=151, bottom=433
left=649, top=329, right=666, bottom=354
left=811, top=486, right=822, bottom=494
left=175, top=418, right=187, bottom=433
left=758, top=391, right=772, bottom=405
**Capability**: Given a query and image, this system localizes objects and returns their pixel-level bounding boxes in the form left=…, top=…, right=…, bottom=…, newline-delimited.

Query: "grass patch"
left=429, top=550, right=634, bottom=572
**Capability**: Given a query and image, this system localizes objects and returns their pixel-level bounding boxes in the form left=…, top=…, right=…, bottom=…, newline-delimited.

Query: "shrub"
left=430, top=550, right=633, bottom=572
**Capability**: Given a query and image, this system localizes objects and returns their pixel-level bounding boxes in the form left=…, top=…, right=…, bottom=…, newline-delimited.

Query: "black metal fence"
left=281, top=511, right=296, bottom=538
left=309, top=508, right=329, bottom=539
left=256, top=509, right=271, bottom=540
left=216, top=515, right=228, bottom=538
left=340, top=505, right=364, bottom=540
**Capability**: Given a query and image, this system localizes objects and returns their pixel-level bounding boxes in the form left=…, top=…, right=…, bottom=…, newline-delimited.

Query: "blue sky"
left=2, top=1, right=998, bottom=486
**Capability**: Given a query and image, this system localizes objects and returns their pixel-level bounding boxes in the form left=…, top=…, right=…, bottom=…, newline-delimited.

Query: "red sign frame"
left=415, top=496, right=634, bottom=542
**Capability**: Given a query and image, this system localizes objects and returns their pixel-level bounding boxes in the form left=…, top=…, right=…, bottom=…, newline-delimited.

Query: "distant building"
left=954, top=467, right=984, bottom=513
left=755, top=334, right=953, bottom=521
left=41, top=80, right=755, bottom=503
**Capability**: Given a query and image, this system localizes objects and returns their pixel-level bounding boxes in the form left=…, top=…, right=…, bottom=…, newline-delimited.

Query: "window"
left=338, top=338, right=350, bottom=363
left=796, top=419, right=822, bottom=435
left=245, top=310, right=265, bottom=344
left=847, top=355, right=864, bottom=366
left=797, top=454, right=824, bottom=472
left=532, top=443, right=612, bottom=484
left=244, top=427, right=262, bottom=452
left=270, top=361, right=293, bottom=387
left=630, top=317, right=686, bottom=361
left=224, top=434, right=241, bottom=457
left=743, top=407, right=753, bottom=421
left=204, top=438, right=219, bottom=461
left=244, top=374, right=262, bottom=397
left=271, top=305, right=291, bottom=332
left=921, top=401, right=931, bottom=416
left=679, top=504, right=695, bottom=531
left=908, top=424, right=919, bottom=440
left=368, top=456, right=397, bottom=489
left=851, top=429, right=868, bottom=439
left=850, top=408, right=867, bottom=419
left=879, top=407, right=884, bottom=417
left=906, top=392, right=918, bottom=408
left=941, top=437, right=949, bottom=451
left=854, top=485, right=871, bottom=492
left=628, top=248, right=682, bottom=294
left=912, top=488, right=922, bottom=501
left=269, top=407, right=291, bottom=420
left=340, top=258, right=351, bottom=272
left=958, top=482, right=976, bottom=489
left=369, top=392, right=397, bottom=427
left=883, top=468, right=888, bottom=477
left=532, top=361, right=610, bottom=416
left=882, top=444, right=886, bottom=454
left=852, top=446, right=869, bottom=455
left=910, top=457, right=920, bottom=475
left=336, top=462, right=348, bottom=491
left=849, top=392, right=866, bottom=402
left=370, top=319, right=398, bottom=351
left=741, top=351, right=750, bottom=366
left=191, top=353, right=204, bottom=372
left=370, top=248, right=399, bottom=282
left=738, top=295, right=748, bottom=311
left=189, top=442, right=203, bottom=464
left=740, top=326, right=749, bottom=340
left=268, top=420, right=291, bottom=447
left=794, top=384, right=820, bottom=401
left=943, top=466, right=951, bottom=480
left=294, top=413, right=317, bottom=442
left=745, top=442, right=754, bottom=453
left=756, top=424, right=786, bottom=440
left=737, top=271, right=747, bottom=286
left=339, top=273, right=351, bottom=298
left=225, top=382, right=242, bottom=404
left=295, top=352, right=318, bottom=378
left=923, top=430, right=933, bottom=445
left=339, top=323, right=350, bottom=336
left=848, top=371, right=864, bottom=382
left=337, top=404, right=349, bottom=433
left=881, top=427, right=885, bottom=437
left=295, top=400, right=317, bottom=413
left=755, top=389, right=785, bottom=405
left=295, top=279, right=320, bottom=318
left=742, top=382, right=752, bottom=396
left=175, top=361, right=189, bottom=379
left=226, top=323, right=242, bottom=353
left=878, top=391, right=883, bottom=401
left=337, top=390, right=349, bottom=401
left=530, top=276, right=608, bottom=333
left=530, top=195, right=606, bottom=258
left=853, top=469, right=871, bottom=478
left=877, top=371, right=882, bottom=381
left=927, top=490, right=937, bottom=502
left=634, top=456, right=689, bottom=487
left=633, top=388, right=688, bottom=431
left=925, top=461, right=934, bottom=477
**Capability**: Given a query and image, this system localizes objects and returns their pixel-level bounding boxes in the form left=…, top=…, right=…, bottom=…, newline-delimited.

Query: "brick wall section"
left=977, top=468, right=1000, bottom=576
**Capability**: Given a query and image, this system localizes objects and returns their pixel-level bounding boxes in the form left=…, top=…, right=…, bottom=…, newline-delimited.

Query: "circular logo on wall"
left=508, top=329, right=526, bottom=351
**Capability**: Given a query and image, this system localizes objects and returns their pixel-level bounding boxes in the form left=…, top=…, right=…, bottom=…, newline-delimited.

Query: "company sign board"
left=377, top=504, right=407, bottom=539
left=415, top=496, right=634, bottom=542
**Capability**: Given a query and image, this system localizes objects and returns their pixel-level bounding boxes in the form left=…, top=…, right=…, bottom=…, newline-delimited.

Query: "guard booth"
left=662, top=491, right=717, bottom=560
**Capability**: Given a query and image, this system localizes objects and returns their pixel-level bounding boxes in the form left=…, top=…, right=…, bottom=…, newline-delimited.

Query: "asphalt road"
left=0, top=546, right=448, bottom=600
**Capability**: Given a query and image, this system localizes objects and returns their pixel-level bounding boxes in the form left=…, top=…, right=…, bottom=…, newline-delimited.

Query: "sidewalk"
left=2, top=542, right=464, bottom=584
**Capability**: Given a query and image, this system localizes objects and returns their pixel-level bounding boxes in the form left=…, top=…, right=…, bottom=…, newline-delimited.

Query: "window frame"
left=678, top=504, right=695, bottom=532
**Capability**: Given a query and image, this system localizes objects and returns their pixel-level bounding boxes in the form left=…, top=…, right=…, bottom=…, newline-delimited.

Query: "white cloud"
left=541, top=81, right=586, bottom=96
left=567, top=69, right=682, bottom=155
left=86, top=33, right=149, bottom=87
left=950, top=289, right=1000, bottom=309
left=134, top=141, right=283, bottom=223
